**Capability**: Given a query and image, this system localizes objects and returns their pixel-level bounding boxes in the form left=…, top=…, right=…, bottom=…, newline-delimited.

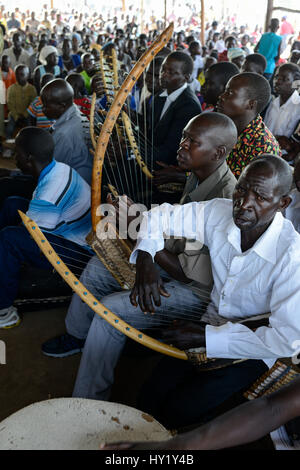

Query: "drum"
left=0, top=398, right=172, bottom=450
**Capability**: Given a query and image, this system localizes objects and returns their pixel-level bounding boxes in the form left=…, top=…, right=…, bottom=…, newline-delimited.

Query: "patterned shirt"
left=226, top=115, right=281, bottom=178
left=27, top=96, right=56, bottom=129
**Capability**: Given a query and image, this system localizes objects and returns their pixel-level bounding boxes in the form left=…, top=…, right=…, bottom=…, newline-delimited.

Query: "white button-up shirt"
left=159, top=82, right=187, bottom=120
left=130, top=198, right=300, bottom=367
left=264, top=90, right=300, bottom=138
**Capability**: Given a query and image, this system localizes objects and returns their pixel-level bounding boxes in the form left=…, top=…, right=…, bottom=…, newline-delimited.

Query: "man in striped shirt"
left=27, top=73, right=56, bottom=129
left=0, top=127, right=92, bottom=329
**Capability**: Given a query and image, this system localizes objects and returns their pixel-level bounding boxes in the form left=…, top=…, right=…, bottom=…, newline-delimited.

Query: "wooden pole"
left=200, top=0, right=205, bottom=46
left=141, top=0, right=144, bottom=33
left=265, top=0, right=273, bottom=32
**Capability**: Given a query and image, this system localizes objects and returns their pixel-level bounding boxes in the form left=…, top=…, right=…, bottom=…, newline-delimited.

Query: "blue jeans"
left=65, top=256, right=205, bottom=400
left=0, top=196, right=91, bottom=309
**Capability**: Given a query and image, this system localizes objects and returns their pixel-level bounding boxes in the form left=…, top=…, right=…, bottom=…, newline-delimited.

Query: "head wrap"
left=227, top=47, right=246, bottom=61
left=72, top=32, right=82, bottom=46
left=39, top=45, right=58, bottom=65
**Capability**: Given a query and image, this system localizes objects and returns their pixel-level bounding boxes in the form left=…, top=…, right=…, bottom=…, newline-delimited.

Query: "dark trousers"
left=0, top=175, right=36, bottom=207
left=137, top=355, right=268, bottom=429
left=0, top=196, right=90, bottom=309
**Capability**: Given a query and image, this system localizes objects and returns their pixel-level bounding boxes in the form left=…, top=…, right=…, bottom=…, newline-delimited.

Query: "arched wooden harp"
left=18, top=24, right=245, bottom=369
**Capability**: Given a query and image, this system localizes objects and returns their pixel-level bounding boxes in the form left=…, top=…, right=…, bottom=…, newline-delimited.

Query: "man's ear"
left=184, top=72, right=191, bottom=83
left=214, top=145, right=227, bottom=161
left=247, top=98, right=257, bottom=111
left=279, top=195, right=292, bottom=211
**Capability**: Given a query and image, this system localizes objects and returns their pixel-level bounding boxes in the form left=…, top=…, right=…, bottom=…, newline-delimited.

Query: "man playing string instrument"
left=41, top=113, right=238, bottom=400
left=130, top=155, right=300, bottom=428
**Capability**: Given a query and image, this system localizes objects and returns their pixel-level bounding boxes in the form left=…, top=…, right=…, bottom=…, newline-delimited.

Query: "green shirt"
left=80, top=70, right=91, bottom=94
left=7, top=82, right=37, bottom=120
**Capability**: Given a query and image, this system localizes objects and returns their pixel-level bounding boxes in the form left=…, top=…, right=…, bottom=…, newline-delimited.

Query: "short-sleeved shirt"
left=27, top=96, right=56, bottom=129
left=27, top=159, right=91, bottom=247
left=226, top=114, right=281, bottom=178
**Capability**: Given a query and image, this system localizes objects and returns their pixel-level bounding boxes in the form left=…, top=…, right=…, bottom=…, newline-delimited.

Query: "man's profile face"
left=216, top=76, right=250, bottom=120
left=177, top=118, right=218, bottom=171
left=159, top=58, right=187, bottom=93
left=232, top=166, right=283, bottom=232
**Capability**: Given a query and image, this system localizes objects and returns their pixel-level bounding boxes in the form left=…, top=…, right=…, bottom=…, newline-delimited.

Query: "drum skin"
left=0, top=398, right=171, bottom=450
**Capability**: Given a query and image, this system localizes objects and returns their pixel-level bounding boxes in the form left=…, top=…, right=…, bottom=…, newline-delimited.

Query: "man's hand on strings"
left=106, top=193, right=136, bottom=239
left=152, top=161, right=186, bottom=186
left=130, top=251, right=170, bottom=313
left=155, top=319, right=206, bottom=350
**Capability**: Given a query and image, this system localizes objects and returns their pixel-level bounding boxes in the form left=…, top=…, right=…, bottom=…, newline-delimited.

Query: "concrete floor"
left=0, top=304, right=161, bottom=423
left=0, top=153, right=159, bottom=424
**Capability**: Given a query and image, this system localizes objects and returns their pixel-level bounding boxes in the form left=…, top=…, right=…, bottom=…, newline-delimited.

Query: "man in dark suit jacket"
left=150, top=51, right=202, bottom=168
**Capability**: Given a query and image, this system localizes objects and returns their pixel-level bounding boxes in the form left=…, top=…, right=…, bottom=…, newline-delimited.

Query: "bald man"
left=42, top=112, right=238, bottom=400
left=41, top=78, right=92, bottom=184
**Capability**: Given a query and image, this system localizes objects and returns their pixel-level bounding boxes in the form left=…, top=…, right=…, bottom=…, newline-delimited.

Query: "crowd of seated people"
left=0, top=7, right=300, bottom=450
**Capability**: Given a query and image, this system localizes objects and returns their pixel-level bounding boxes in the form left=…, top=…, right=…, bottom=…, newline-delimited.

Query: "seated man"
left=66, top=73, right=92, bottom=119
left=40, top=78, right=92, bottom=185
left=0, top=127, right=92, bottom=329
left=6, top=65, right=37, bottom=139
left=79, top=53, right=95, bottom=94
left=128, top=155, right=300, bottom=429
left=200, top=61, right=239, bottom=111
left=217, top=72, right=281, bottom=178
left=264, top=63, right=300, bottom=140
left=147, top=51, right=202, bottom=169
left=41, top=112, right=238, bottom=399
left=27, top=73, right=56, bottom=129
left=152, top=62, right=240, bottom=189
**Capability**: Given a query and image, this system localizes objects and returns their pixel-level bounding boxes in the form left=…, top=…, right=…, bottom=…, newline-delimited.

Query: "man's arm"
left=129, top=202, right=207, bottom=312
left=101, top=375, right=300, bottom=450
left=275, top=40, right=282, bottom=62
left=154, top=248, right=191, bottom=283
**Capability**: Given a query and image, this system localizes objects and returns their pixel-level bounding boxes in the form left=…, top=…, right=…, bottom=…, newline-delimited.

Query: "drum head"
left=0, top=398, right=171, bottom=450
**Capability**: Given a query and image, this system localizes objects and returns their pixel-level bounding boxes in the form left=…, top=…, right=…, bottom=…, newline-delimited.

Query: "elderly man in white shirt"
left=127, top=154, right=300, bottom=427
left=264, top=63, right=300, bottom=138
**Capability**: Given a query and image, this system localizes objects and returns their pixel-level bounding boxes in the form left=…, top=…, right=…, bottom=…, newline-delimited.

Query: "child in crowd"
left=6, top=64, right=37, bottom=139
left=27, top=73, right=56, bottom=128
left=264, top=63, right=300, bottom=139
left=66, top=72, right=92, bottom=118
